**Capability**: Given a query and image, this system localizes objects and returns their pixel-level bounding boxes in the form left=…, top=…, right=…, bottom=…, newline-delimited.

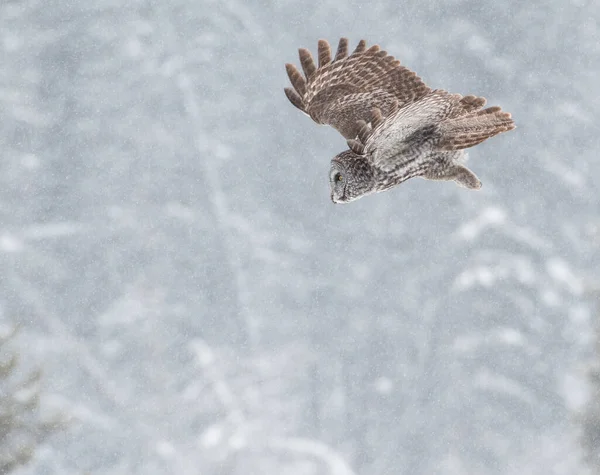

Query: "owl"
left=284, top=38, right=515, bottom=203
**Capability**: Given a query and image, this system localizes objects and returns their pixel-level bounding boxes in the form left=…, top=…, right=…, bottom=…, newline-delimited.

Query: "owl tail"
left=437, top=107, right=515, bottom=151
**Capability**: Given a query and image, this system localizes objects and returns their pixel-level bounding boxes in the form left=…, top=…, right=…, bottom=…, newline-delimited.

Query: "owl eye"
left=336, top=173, right=344, bottom=182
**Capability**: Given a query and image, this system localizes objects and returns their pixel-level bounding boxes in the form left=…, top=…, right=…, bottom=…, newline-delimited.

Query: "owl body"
left=330, top=144, right=464, bottom=204
left=284, top=38, right=515, bottom=203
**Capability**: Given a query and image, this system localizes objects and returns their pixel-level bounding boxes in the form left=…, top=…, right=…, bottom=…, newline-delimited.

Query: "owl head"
left=329, top=150, right=376, bottom=204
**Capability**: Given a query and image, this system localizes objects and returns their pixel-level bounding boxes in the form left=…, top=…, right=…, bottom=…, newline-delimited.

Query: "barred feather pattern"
left=285, top=38, right=431, bottom=138
left=284, top=37, right=515, bottom=203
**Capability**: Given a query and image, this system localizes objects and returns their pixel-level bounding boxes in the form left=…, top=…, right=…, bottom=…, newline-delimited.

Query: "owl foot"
left=452, top=165, right=482, bottom=190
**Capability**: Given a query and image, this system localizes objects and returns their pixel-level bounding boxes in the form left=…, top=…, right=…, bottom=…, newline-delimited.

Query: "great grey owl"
left=284, top=38, right=515, bottom=203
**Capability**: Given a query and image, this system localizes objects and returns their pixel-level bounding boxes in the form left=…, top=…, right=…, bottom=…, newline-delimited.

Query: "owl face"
left=329, top=150, right=375, bottom=204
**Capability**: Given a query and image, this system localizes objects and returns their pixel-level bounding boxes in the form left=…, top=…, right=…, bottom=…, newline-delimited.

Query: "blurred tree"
left=580, top=291, right=600, bottom=474
left=0, top=0, right=597, bottom=473
left=0, top=328, right=64, bottom=473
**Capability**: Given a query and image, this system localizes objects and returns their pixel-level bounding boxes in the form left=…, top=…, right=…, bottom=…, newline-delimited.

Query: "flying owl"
left=284, top=38, right=515, bottom=203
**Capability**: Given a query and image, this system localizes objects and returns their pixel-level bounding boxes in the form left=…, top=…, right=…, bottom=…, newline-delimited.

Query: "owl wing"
left=284, top=38, right=432, bottom=140
left=347, top=91, right=514, bottom=172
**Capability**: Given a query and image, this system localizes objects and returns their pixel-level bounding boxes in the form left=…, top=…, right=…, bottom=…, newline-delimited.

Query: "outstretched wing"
left=348, top=91, right=514, bottom=171
left=284, top=38, right=432, bottom=139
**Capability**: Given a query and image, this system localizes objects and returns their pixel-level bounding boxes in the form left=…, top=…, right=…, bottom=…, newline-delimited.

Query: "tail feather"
left=438, top=108, right=515, bottom=151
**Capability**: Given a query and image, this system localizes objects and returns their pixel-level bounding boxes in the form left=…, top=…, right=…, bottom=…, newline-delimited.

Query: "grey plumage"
left=284, top=38, right=516, bottom=203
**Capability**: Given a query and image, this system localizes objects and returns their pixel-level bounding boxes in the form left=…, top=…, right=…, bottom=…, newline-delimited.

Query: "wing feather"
left=361, top=90, right=457, bottom=170
left=299, top=48, right=316, bottom=78
left=353, top=39, right=367, bottom=54
left=318, top=39, right=332, bottom=67
left=285, top=63, right=306, bottom=97
left=334, top=38, right=349, bottom=61
left=358, top=90, right=514, bottom=170
left=284, top=87, right=304, bottom=111
left=284, top=37, right=432, bottom=139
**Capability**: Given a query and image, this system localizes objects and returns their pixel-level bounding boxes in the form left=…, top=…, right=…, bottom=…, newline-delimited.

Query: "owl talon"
left=452, top=166, right=482, bottom=190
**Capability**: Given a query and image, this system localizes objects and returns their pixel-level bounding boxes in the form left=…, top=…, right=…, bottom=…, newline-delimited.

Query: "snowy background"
left=2, top=0, right=599, bottom=473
